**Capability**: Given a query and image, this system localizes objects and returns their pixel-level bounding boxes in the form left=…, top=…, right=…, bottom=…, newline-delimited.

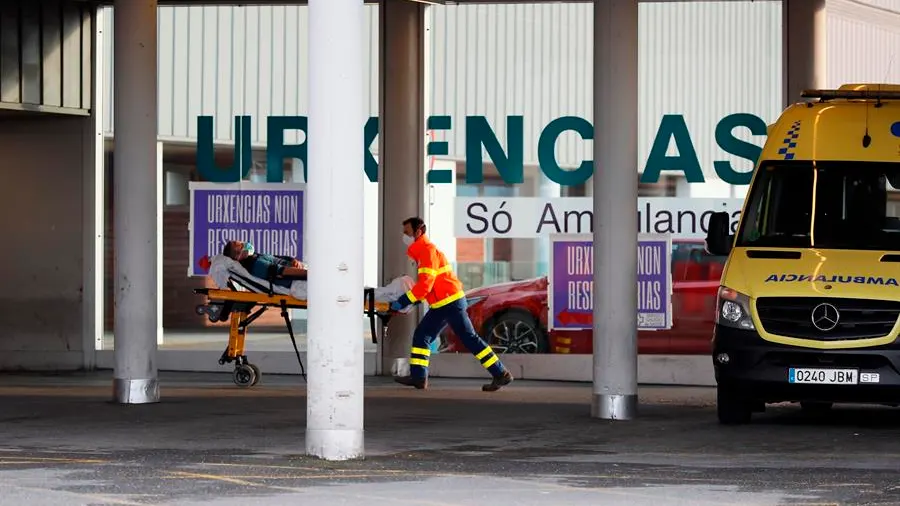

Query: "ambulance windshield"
left=737, top=162, right=900, bottom=251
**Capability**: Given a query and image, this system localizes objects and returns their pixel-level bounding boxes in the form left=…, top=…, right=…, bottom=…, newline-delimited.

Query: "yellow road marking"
left=202, top=462, right=407, bottom=473
left=165, top=471, right=266, bottom=487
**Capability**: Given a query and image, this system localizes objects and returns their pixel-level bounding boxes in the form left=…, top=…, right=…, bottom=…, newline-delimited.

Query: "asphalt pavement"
left=1, top=371, right=900, bottom=505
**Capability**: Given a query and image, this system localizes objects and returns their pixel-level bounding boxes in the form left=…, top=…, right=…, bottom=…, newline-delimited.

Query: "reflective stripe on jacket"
left=405, top=235, right=465, bottom=308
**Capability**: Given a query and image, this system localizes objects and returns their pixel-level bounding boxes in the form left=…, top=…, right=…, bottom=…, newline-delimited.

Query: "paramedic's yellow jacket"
left=395, top=235, right=466, bottom=310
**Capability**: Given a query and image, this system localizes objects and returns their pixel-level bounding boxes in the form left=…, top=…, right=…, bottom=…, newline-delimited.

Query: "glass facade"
left=96, top=1, right=784, bottom=371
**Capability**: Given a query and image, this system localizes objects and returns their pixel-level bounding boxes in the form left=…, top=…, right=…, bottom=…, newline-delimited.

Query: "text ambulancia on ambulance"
left=704, top=83, right=900, bottom=425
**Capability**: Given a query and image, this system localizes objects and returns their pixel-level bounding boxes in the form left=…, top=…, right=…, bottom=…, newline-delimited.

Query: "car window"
left=673, top=243, right=727, bottom=281
left=670, top=243, right=694, bottom=282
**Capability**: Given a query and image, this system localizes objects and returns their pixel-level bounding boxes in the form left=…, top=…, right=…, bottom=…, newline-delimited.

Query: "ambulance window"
left=737, top=165, right=814, bottom=247
left=812, top=163, right=900, bottom=250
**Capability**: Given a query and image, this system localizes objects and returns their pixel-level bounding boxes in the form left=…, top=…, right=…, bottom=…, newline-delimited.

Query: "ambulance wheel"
left=233, top=364, right=257, bottom=388
left=716, top=383, right=752, bottom=425
left=195, top=305, right=206, bottom=315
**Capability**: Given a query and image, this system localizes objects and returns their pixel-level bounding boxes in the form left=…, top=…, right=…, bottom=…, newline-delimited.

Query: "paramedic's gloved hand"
left=391, top=293, right=413, bottom=312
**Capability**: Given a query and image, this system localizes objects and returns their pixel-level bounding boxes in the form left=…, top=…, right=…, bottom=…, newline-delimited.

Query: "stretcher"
left=193, top=255, right=407, bottom=388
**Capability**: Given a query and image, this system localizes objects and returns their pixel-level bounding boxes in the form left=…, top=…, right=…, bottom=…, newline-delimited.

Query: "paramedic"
left=222, top=240, right=307, bottom=288
left=390, top=217, right=514, bottom=392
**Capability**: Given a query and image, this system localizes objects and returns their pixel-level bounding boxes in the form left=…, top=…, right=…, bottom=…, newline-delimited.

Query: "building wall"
left=0, top=114, right=93, bottom=369
left=91, top=0, right=900, bottom=331
left=98, top=2, right=785, bottom=183
left=431, top=1, right=783, bottom=182
left=826, top=0, right=900, bottom=87
left=95, top=1, right=900, bottom=177
left=101, top=4, right=380, bottom=147
left=0, top=1, right=95, bottom=114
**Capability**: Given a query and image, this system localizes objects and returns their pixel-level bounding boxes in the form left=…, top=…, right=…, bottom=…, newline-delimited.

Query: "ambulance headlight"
left=716, top=287, right=755, bottom=330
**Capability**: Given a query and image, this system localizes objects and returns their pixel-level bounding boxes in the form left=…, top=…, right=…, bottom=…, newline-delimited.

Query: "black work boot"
left=394, top=375, right=428, bottom=390
left=482, top=371, right=514, bottom=392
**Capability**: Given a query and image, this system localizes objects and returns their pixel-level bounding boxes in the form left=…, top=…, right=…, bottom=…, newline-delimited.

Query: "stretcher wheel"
left=233, top=364, right=257, bottom=388
left=249, top=364, right=261, bottom=386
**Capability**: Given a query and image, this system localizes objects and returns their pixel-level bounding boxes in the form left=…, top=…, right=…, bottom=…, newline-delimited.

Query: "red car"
left=439, top=239, right=726, bottom=355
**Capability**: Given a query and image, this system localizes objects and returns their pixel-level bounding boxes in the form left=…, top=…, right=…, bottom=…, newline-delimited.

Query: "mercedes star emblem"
left=811, top=302, right=840, bottom=332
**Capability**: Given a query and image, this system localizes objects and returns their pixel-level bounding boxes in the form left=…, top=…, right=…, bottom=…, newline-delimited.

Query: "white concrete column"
left=306, top=0, right=365, bottom=461
left=156, top=142, right=164, bottom=347
left=112, top=0, right=159, bottom=404
left=83, top=5, right=106, bottom=369
left=291, top=158, right=308, bottom=328
left=364, top=169, right=380, bottom=290
left=592, top=0, right=639, bottom=420
left=783, top=0, right=827, bottom=105
left=378, top=0, right=426, bottom=376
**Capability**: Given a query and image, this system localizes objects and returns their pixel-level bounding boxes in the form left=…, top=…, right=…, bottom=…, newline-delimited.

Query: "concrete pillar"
left=156, top=142, right=164, bottom=347
left=290, top=158, right=308, bottom=330
left=112, top=0, right=159, bottom=404
left=364, top=165, right=379, bottom=290
left=377, top=0, right=426, bottom=376
left=592, top=0, right=639, bottom=420
left=83, top=5, right=106, bottom=369
left=306, top=0, right=366, bottom=461
left=783, top=0, right=827, bottom=105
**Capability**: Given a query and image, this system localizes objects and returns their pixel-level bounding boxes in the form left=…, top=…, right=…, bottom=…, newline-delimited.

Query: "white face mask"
left=402, top=234, right=414, bottom=246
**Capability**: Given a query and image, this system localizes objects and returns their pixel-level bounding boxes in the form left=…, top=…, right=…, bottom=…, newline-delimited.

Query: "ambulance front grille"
left=755, top=297, right=900, bottom=341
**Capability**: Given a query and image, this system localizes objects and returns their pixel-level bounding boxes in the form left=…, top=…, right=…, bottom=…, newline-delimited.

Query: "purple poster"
left=549, top=234, right=672, bottom=331
left=635, top=239, right=670, bottom=330
left=551, top=239, right=594, bottom=329
left=189, top=183, right=304, bottom=277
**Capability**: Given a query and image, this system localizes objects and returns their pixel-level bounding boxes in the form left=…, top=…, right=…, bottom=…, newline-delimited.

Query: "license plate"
left=788, top=368, right=859, bottom=385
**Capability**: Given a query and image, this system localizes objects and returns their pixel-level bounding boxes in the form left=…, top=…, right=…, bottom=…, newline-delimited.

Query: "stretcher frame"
left=194, top=270, right=394, bottom=387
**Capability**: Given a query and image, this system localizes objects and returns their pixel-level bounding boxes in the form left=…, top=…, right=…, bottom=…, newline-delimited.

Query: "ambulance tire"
left=716, top=383, right=752, bottom=425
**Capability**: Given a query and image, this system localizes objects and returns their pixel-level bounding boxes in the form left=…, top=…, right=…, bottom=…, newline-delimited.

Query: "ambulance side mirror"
left=705, top=212, right=734, bottom=257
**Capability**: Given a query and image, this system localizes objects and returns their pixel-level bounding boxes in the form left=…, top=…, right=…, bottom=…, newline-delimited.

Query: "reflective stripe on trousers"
left=408, top=298, right=507, bottom=379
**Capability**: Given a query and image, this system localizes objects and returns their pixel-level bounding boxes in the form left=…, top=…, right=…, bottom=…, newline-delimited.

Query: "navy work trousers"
left=409, top=298, right=508, bottom=380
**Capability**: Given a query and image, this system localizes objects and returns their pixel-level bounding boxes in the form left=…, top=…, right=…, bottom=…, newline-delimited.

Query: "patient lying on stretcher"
left=223, top=240, right=307, bottom=284
left=209, top=240, right=415, bottom=313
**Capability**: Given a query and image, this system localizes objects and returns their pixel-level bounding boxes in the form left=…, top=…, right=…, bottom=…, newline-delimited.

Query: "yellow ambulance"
left=705, top=83, right=900, bottom=424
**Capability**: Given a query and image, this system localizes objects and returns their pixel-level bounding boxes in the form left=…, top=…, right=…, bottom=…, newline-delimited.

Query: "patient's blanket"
left=207, top=255, right=415, bottom=313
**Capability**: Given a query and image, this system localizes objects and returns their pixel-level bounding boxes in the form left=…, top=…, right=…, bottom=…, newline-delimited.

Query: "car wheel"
left=485, top=310, right=549, bottom=354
